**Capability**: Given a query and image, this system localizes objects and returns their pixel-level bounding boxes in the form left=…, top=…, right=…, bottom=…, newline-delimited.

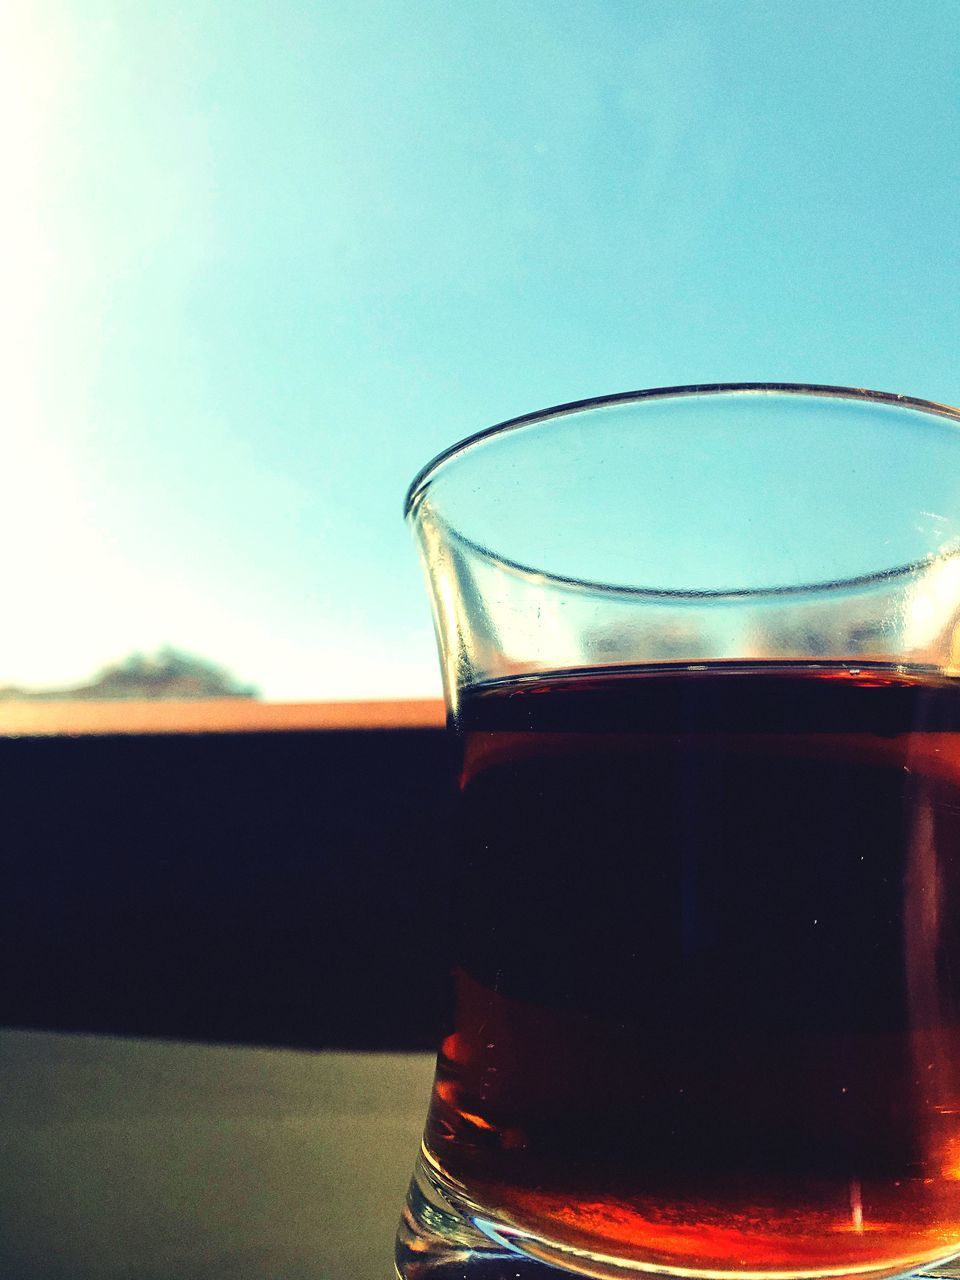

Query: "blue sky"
left=3, top=0, right=959, bottom=698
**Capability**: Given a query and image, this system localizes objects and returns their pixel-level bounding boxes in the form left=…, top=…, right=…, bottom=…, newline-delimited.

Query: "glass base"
left=395, top=1150, right=580, bottom=1278
left=395, top=1150, right=960, bottom=1280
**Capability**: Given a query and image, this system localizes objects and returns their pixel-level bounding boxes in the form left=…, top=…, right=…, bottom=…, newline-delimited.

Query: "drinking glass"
left=395, top=384, right=960, bottom=1280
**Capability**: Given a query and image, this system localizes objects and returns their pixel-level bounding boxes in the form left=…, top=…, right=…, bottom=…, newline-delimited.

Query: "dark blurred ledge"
left=0, top=704, right=454, bottom=1053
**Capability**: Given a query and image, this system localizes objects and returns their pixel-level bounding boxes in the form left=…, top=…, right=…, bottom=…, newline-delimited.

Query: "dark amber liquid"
left=424, top=664, right=960, bottom=1275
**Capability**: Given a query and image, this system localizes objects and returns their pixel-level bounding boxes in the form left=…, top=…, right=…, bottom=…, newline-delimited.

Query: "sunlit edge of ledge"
left=0, top=699, right=447, bottom=737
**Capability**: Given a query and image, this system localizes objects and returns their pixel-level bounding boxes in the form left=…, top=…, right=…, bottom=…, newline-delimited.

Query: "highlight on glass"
left=395, top=384, right=960, bottom=1280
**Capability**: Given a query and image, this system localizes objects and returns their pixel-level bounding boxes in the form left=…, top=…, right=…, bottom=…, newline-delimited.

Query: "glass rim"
left=405, top=382, right=960, bottom=519
left=404, top=382, right=960, bottom=603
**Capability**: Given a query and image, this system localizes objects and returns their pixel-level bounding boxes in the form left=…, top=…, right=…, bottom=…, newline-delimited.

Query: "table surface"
left=0, top=1028, right=435, bottom=1280
left=9, top=1029, right=960, bottom=1280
